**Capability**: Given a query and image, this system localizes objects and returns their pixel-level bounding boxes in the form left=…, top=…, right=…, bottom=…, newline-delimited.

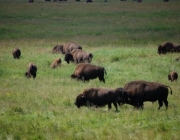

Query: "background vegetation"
left=0, top=0, right=180, bottom=139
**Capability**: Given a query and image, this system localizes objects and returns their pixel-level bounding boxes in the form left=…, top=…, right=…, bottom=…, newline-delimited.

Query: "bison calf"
left=168, top=71, right=178, bottom=82
left=71, top=63, right=107, bottom=83
left=75, top=87, right=127, bottom=111
left=51, top=58, right=61, bottom=68
left=12, top=47, right=21, bottom=59
left=25, top=63, right=37, bottom=79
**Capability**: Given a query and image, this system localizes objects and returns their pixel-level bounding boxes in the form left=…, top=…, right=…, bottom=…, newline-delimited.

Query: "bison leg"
left=99, top=77, right=105, bottom=83
left=163, top=100, right=168, bottom=110
left=112, top=102, right=118, bottom=111
left=158, top=100, right=163, bottom=109
left=108, top=103, right=112, bottom=110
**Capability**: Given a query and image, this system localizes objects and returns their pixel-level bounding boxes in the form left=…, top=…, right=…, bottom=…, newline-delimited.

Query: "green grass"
left=0, top=1, right=180, bottom=140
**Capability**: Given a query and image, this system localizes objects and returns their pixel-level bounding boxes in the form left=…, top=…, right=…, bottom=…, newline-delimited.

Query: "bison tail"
left=166, top=86, right=172, bottom=95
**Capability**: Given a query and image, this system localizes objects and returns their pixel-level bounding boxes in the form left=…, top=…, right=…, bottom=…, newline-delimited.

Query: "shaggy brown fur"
left=123, top=80, right=172, bottom=110
left=25, top=63, right=37, bottom=79
left=52, top=45, right=63, bottom=54
left=168, top=71, right=178, bottom=82
left=64, top=49, right=93, bottom=64
left=12, top=47, right=21, bottom=59
left=71, top=63, right=107, bottom=83
left=51, top=58, right=61, bottom=68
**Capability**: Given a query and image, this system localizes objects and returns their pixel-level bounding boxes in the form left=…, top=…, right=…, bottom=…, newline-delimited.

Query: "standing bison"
left=75, top=87, right=127, bottom=111
left=12, top=47, right=21, bottom=59
left=25, top=63, right=37, bottom=79
left=52, top=42, right=82, bottom=54
left=168, top=71, right=178, bottom=82
left=64, top=49, right=93, bottom=64
left=123, top=80, right=172, bottom=110
left=51, top=58, right=61, bottom=68
left=71, top=63, right=107, bottom=83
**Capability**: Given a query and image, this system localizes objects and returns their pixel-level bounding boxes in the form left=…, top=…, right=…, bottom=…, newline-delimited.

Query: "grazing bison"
left=123, top=80, right=172, bottom=110
left=29, top=0, right=34, bottom=2
left=52, top=42, right=82, bottom=54
left=75, top=87, right=127, bottom=111
left=12, top=47, right=21, bottom=59
left=71, top=63, right=107, bottom=83
left=52, top=45, right=63, bottom=54
left=64, top=49, right=93, bottom=64
left=51, top=58, right=61, bottom=68
left=158, top=42, right=174, bottom=54
left=168, top=71, right=178, bottom=82
left=25, top=63, right=37, bottom=79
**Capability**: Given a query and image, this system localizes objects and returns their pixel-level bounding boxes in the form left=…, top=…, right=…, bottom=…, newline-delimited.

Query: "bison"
left=168, top=71, right=178, bottom=82
left=52, top=42, right=82, bottom=54
left=64, top=49, right=93, bottom=64
left=63, top=42, right=82, bottom=54
left=157, top=42, right=174, bottom=55
left=12, top=47, right=21, bottom=59
left=123, top=80, right=172, bottom=110
left=29, top=0, right=34, bottom=2
left=52, top=45, right=63, bottom=54
left=75, top=87, right=128, bottom=111
left=71, top=63, right=107, bottom=83
left=25, top=63, right=37, bottom=79
left=51, top=58, right=61, bottom=68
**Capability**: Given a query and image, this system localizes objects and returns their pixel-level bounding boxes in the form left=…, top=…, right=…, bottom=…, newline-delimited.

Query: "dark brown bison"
left=29, top=0, right=34, bottom=2
left=64, top=49, right=93, bottom=64
left=12, top=47, right=21, bottom=59
left=25, top=63, right=37, bottom=79
left=71, top=63, right=107, bottom=83
left=86, top=0, right=93, bottom=2
left=157, top=42, right=174, bottom=54
left=168, top=71, right=178, bottom=82
left=52, top=42, right=82, bottom=54
left=123, top=80, right=172, bottom=110
left=75, top=87, right=127, bottom=111
left=51, top=58, right=61, bottom=68
left=52, top=45, right=63, bottom=54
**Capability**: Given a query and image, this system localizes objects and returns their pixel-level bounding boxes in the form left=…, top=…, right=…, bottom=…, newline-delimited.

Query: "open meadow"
left=0, top=0, right=180, bottom=139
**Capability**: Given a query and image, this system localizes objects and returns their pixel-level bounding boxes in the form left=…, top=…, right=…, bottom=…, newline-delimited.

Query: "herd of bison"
left=12, top=41, right=179, bottom=111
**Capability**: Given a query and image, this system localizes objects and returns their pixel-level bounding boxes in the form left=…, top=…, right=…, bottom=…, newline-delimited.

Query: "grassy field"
left=0, top=0, right=180, bottom=140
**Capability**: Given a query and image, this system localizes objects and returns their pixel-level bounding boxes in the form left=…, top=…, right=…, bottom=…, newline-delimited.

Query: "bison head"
left=168, top=74, right=171, bottom=81
left=115, top=88, right=129, bottom=105
left=157, top=45, right=163, bottom=54
left=25, top=72, right=31, bottom=78
left=64, top=53, right=73, bottom=64
left=71, top=74, right=76, bottom=79
left=75, top=94, right=87, bottom=108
